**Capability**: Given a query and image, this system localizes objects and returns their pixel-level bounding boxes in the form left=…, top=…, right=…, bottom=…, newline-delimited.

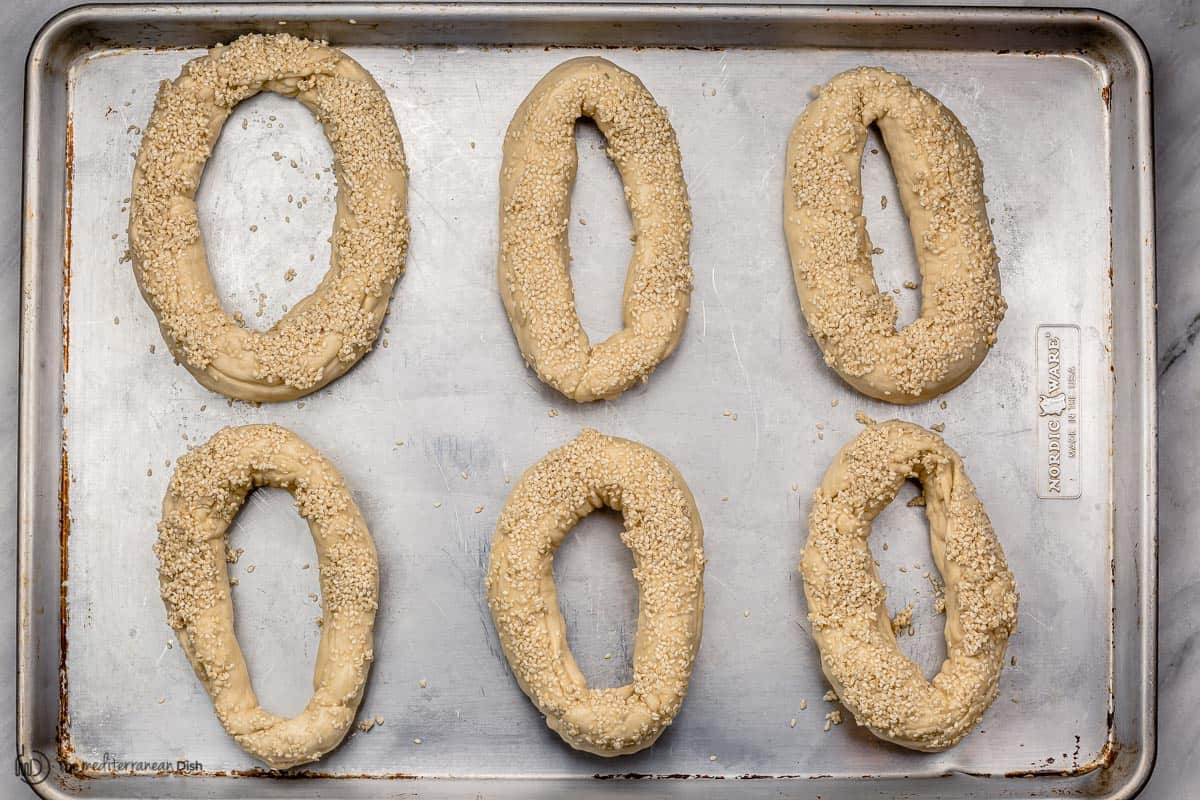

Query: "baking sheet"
left=19, top=5, right=1156, bottom=799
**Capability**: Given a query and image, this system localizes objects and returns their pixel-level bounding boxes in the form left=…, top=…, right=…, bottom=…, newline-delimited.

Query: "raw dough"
left=498, top=57, right=693, bottom=402
left=799, top=420, right=1018, bottom=751
left=154, top=424, right=379, bottom=768
left=130, top=34, right=408, bottom=402
left=486, top=429, right=705, bottom=755
left=785, top=67, right=1005, bottom=403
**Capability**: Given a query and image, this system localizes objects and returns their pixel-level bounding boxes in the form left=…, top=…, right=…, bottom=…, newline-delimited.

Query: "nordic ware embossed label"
left=1036, top=325, right=1081, bottom=499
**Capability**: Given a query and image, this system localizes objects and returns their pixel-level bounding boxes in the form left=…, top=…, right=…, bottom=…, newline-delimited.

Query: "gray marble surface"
left=0, top=0, right=1190, bottom=797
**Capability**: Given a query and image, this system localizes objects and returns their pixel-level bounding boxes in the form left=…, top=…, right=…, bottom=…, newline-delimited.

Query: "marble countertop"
left=0, top=1, right=1190, bottom=796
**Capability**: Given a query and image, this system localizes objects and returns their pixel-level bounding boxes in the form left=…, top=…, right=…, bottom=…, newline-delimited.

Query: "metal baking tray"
left=18, top=3, right=1156, bottom=799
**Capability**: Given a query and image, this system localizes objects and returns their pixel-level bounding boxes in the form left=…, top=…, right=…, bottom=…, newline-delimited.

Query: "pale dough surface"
left=154, top=424, right=379, bottom=769
left=785, top=67, right=1006, bottom=403
left=130, top=34, right=408, bottom=402
left=486, top=429, right=705, bottom=755
left=498, top=57, right=693, bottom=403
left=800, top=420, right=1018, bottom=751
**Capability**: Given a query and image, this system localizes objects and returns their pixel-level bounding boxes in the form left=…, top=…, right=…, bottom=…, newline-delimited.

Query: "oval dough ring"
left=498, top=57, right=693, bottom=403
left=799, top=419, right=1018, bottom=751
left=784, top=67, right=1006, bottom=403
left=486, top=428, right=705, bottom=755
left=154, top=424, right=379, bottom=769
left=130, top=34, right=409, bottom=402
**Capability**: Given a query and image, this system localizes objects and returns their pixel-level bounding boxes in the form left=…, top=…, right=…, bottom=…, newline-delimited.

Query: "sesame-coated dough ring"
left=799, top=420, right=1018, bottom=751
left=154, top=424, right=379, bottom=769
left=499, top=58, right=693, bottom=403
left=785, top=67, right=1005, bottom=403
left=130, top=34, right=408, bottom=402
left=486, top=429, right=705, bottom=755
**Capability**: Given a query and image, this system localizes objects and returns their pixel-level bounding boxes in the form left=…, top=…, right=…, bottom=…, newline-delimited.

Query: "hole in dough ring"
left=130, top=34, right=409, bottom=402
left=486, top=429, right=705, bottom=755
left=498, top=57, right=694, bottom=403
left=799, top=420, right=1018, bottom=751
left=154, top=424, right=379, bottom=769
left=784, top=67, right=1006, bottom=404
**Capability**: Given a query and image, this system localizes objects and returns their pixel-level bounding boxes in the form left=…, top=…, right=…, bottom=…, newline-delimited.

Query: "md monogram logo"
left=15, top=747, right=50, bottom=785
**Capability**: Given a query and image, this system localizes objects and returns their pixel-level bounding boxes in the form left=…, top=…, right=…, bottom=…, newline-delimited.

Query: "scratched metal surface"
left=19, top=5, right=1155, bottom=799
